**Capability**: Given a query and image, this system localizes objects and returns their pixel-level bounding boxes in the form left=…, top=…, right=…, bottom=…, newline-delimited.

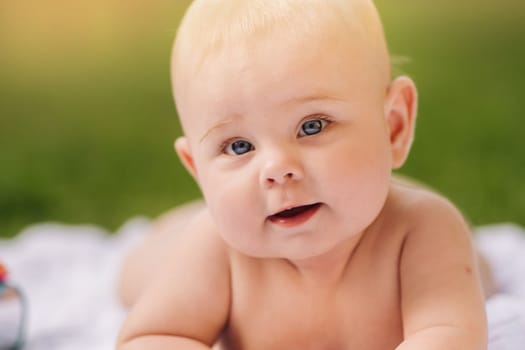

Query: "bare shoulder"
left=376, top=180, right=476, bottom=273
left=177, top=204, right=231, bottom=254
left=386, top=178, right=469, bottom=234
left=118, top=205, right=231, bottom=347
left=149, top=202, right=232, bottom=281
left=388, top=178, right=478, bottom=276
left=388, top=180, right=487, bottom=345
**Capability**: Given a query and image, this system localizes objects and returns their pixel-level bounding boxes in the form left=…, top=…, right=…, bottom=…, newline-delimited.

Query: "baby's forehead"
left=172, top=0, right=390, bottom=86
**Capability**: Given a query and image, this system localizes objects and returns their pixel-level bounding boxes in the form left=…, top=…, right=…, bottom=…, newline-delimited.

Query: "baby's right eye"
left=224, top=140, right=254, bottom=156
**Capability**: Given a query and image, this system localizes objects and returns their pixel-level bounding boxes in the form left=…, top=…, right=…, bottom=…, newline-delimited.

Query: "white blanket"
left=1, top=219, right=525, bottom=349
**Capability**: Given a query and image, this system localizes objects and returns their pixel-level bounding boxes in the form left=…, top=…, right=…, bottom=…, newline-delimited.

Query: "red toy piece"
left=0, top=261, right=8, bottom=283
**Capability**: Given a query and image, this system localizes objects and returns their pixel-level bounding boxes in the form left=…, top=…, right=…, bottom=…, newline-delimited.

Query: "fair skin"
left=117, top=1, right=487, bottom=349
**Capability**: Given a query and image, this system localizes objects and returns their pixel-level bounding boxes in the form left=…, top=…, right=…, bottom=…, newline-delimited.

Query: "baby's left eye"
left=298, top=118, right=329, bottom=137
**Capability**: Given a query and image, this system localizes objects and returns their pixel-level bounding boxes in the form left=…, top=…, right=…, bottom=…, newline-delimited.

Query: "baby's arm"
left=117, top=209, right=230, bottom=349
left=396, top=194, right=487, bottom=350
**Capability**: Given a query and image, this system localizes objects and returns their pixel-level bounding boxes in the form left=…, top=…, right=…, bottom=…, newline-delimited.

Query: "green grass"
left=1, top=0, right=524, bottom=237
left=379, top=0, right=525, bottom=225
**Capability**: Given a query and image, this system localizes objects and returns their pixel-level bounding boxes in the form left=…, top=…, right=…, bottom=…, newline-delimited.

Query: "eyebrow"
left=284, top=88, right=345, bottom=104
left=200, top=118, right=238, bottom=143
left=286, top=93, right=345, bottom=105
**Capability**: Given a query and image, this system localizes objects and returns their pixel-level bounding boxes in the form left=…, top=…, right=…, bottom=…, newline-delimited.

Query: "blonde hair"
left=172, top=0, right=390, bottom=97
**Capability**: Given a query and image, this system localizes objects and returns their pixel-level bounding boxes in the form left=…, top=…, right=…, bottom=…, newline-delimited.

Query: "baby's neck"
left=285, top=233, right=364, bottom=289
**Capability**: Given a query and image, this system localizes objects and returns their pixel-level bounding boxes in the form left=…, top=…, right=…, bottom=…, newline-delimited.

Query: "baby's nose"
left=259, top=151, right=304, bottom=188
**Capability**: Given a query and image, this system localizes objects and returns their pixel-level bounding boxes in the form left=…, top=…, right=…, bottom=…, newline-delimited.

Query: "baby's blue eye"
left=298, top=118, right=328, bottom=137
left=225, top=140, right=254, bottom=156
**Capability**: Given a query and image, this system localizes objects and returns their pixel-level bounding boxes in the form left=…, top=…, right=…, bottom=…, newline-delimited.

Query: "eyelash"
left=219, top=115, right=332, bottom=155
left=220, top=138, right=253, bottom=156
left=297, top=115, right=331, bottom=137
left=219, top=138, right=242, bottom=155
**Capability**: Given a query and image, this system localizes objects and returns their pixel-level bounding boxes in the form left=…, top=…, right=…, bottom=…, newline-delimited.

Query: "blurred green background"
left=0, top=0, right=523, bottom=238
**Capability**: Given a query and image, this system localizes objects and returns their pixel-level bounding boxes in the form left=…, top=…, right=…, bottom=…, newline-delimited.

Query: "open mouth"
left=268, top=203, right=322, bottom=227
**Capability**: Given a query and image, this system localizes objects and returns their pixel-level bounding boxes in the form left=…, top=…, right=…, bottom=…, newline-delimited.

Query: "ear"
left=384, top=76, right=418, bottom=169
left=174, top=137, right=198, bottom=179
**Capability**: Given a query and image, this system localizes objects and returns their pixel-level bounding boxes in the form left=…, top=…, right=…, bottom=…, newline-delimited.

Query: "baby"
left=117, top=0, right=488, bottom=349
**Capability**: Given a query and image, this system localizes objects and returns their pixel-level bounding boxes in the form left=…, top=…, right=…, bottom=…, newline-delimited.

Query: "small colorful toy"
left=0, top=260, right=27, bottom=350
left=0, top=261, right=7, bottom=283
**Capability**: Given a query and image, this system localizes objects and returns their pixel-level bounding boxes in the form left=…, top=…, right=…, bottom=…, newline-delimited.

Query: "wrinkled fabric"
left=0, top=219, right=524, bottom=350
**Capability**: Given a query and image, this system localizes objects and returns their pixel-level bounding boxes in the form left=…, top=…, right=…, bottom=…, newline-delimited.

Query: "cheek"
left=201, top=172, right=251, bottom=219
left=319, top=136, right=391, bottom=219
left=198, top=168, right=263, bottom=250
left=321, top=132, right=391, bottom=181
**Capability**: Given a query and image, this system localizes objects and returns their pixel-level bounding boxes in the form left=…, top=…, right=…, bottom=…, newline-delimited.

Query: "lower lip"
left=268, top=204, right=321, bottom=228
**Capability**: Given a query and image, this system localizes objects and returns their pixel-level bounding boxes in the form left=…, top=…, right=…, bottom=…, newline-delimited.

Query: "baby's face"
left=175, top=35, right=395, bottom=261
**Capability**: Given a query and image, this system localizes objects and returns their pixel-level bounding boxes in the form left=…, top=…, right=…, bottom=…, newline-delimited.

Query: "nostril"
left=261, top=162, right=303, bottom=187
left=266, top=172, right=293, bottom=184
